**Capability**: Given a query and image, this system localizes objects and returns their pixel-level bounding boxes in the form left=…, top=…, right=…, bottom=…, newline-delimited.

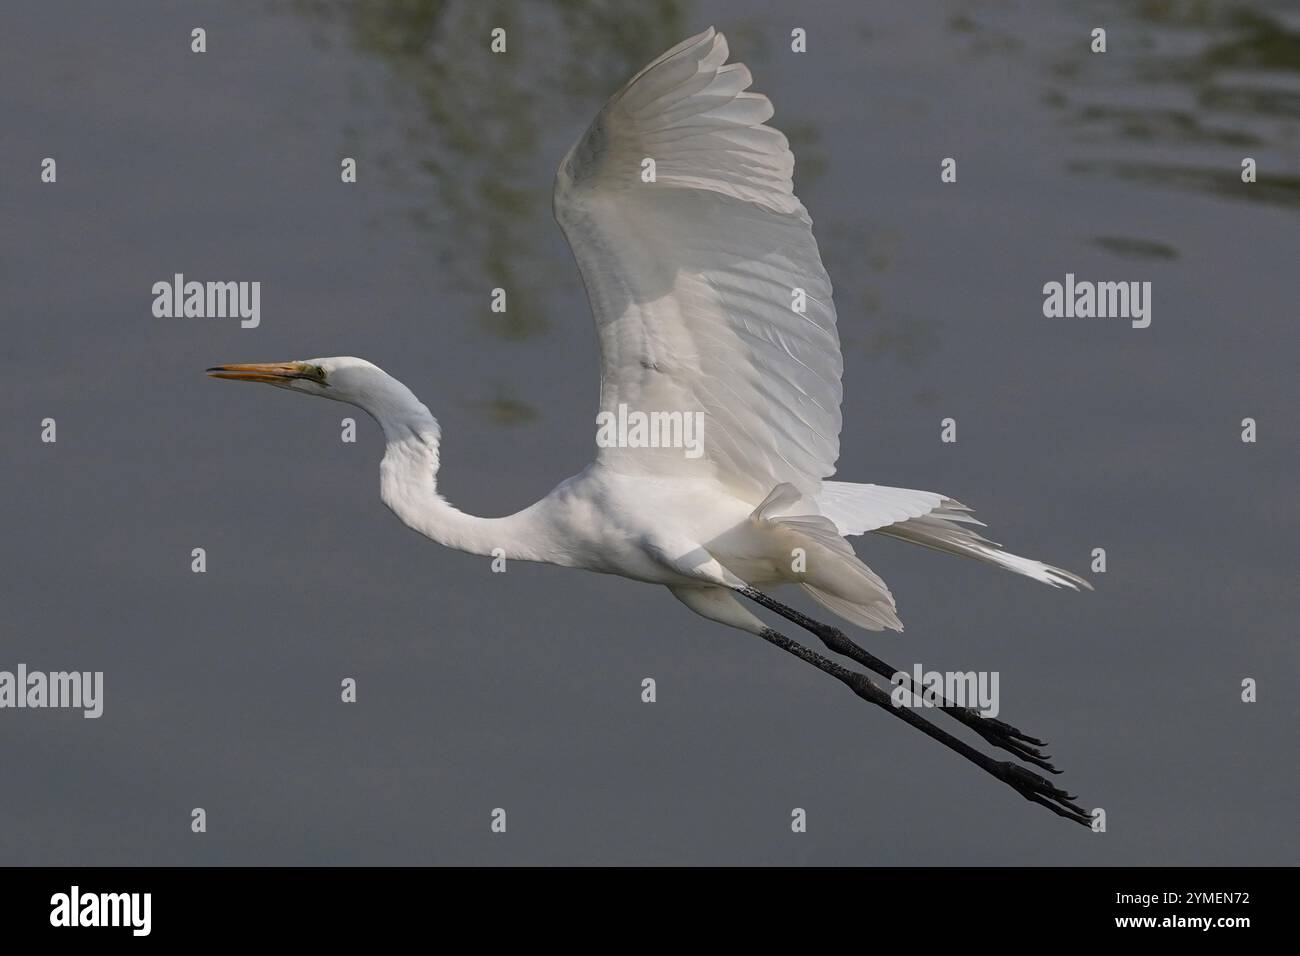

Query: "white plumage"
left=552, top=25, right=1088, bottom=628
left=211, top=25, right=1087, bottom=637
left=209, top=27, right=1096, bottom=825
left=556, top=28, right=841, bottom=507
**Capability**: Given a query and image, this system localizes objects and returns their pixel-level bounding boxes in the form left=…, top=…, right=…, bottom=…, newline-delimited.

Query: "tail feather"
left=752, top=483, right=905, bottom=631
left=817, top=481, right=1093, bottom=591
left=802, top=584, right=904, bottom=632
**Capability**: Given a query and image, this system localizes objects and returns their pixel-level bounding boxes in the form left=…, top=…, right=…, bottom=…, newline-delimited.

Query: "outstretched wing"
left=554, top=27, right=842, bottom=504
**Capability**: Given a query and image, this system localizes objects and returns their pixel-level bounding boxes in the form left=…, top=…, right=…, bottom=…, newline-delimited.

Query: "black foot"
left=996, top=761, right=1092, bottom=827
left=953, top=712, right=1060, bottom=774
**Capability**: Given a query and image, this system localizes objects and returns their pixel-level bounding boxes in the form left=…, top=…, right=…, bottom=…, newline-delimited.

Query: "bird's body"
left=210, top=28, right=1095, bottom=825
left=367, top=375, right=870, bottom=603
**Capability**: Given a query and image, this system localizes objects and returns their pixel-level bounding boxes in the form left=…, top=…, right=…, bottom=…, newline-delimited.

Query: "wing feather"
left=554, top=27, right=841, bottom=503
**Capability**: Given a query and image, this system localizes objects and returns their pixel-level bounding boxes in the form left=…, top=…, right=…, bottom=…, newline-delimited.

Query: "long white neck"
left=359, top=380, right=552, bottom=562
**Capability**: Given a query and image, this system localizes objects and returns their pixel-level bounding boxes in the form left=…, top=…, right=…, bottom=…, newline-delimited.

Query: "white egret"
left=211, top=28, right=1093, bottom=825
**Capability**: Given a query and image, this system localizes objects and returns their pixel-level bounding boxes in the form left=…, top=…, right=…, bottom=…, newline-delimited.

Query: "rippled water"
left=289, top=0, right=1298, bottom=413
left=3, top=0, right=1295, bottom=865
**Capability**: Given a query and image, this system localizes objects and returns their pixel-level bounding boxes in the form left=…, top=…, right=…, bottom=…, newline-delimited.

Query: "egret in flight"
left=211, top=28, right=1093, bottom=825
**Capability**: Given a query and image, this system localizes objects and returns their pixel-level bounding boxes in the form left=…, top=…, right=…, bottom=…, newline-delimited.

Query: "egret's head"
left=207, top=356, right=395, bottom=407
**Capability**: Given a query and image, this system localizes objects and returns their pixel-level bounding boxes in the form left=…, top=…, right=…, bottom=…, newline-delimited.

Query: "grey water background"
left=2, top=0, right=1297, bottom=865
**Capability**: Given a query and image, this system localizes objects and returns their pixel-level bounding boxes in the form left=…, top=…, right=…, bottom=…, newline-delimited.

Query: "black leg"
left=753, top=624, right=1092, bottom=827
left=738, top=586, right=1065, bottom=774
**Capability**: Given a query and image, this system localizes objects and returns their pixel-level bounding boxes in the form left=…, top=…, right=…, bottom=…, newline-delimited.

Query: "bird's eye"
left=308, top=365, right=326, bottom=382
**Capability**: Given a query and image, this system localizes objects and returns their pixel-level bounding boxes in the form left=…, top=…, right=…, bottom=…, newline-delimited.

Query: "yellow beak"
left=207, top=362, right=312, bottom=384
